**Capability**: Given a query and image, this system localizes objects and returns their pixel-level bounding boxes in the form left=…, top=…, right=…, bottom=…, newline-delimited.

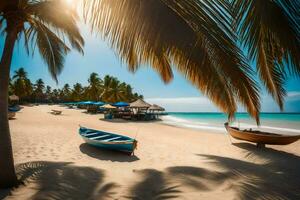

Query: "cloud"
left=145, top=97, right=219, bottom=112
left=287, top=91, right=300, bottom=100
left=146, top=93, right=300, bottom=113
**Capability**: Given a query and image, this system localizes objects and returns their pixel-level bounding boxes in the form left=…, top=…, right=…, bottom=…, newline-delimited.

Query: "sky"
left=1, top=24, right=300, bottom=113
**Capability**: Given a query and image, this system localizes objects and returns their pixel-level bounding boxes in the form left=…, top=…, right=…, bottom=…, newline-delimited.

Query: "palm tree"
left=51, top=89, right=59, bottom=103
left=0, top=0, right=83, bottom=187
left=86, top=73, right=102, bottom=101
left=71, top=83, right=84, bottom=102
left=33, top=79, right=45, bottom=102
left=45, top=85, right=52, bottom=103
left=11, top=68, right=32, bottom=103
left=62, top=84, right=71, bottom=102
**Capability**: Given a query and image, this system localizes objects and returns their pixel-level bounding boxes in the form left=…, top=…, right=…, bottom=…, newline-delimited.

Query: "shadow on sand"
left=1, top=143, right=299, bottom=199
left=0, top=161, right=118, bottom=200
left=79, top=143, right=139, bottom=162
left=196, top=142, right=300, bottom=199
left=124, top=169, right=181, bottom=199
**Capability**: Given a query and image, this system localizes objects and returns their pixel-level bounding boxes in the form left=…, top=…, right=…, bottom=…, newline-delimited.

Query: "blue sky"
left=2, top=24, right=300, bottom=112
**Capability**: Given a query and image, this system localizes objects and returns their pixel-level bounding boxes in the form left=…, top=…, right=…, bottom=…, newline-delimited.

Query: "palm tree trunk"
left=0, top=27, right=19, bottom=188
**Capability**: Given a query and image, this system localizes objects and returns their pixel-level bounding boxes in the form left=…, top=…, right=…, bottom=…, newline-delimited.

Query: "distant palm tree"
left=45, top=86, right=52, bottom=102
left=51, top=89, right=59, bottom=103
left=33, top=79, right=45, bottom=102
left=71, top=83, right=84, bottom=102
left=0, top=0, right=83, bottom=187
left=62, top=84, right=72, bottom=102
left=86, top=73, right=102, bottom=101
left=11, top=68, right=32, bottom=103
left=101, top=75, right=126, bottom=103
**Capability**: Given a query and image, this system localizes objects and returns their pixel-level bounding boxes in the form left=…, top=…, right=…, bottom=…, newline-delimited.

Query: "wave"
left=161, top=115, right=300, bottom=134
left=161, top=116, right=225, bottom=132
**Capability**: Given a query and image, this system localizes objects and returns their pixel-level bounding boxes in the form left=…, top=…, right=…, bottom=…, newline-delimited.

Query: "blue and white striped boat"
left=79, top=126, right=137, bottom=155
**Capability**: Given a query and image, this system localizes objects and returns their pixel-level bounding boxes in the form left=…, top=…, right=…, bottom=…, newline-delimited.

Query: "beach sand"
left=1, top=105, right=300, bottom=199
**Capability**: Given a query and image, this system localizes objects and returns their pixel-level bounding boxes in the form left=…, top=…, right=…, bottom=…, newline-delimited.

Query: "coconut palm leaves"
left=232, top=0, right=300, bottom=110
left=82, top=0, right=261, bottom=122
left=0, top=0, right=84, bottom=82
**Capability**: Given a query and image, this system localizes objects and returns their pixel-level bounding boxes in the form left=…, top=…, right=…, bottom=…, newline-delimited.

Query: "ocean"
left=161, top=113, right=300, bottom=135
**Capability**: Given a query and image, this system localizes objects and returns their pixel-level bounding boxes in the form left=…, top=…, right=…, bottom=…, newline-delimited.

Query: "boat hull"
left=83, top=138, right=135, bottom=153
left=225, top=123, right=300, bottom=145
left=79, top=127, right=137, bottom=154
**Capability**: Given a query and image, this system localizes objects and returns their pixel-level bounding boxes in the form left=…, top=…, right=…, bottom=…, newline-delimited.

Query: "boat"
left=225, top=122, right=300, bottom=147
left=8, top=105, right=21, bottom=112
left=79, top=126, right=137, bottom=154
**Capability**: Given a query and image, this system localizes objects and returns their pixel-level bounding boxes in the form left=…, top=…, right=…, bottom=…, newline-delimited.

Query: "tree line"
left=9, top=68, right=143, bottom=104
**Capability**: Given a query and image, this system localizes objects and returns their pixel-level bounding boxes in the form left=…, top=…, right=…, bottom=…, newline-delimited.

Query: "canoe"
left=79, top=126, right=137, bottom=154
left=8, top=105, right=21, bottom=112
left=224, top=122, right=300, bottom=146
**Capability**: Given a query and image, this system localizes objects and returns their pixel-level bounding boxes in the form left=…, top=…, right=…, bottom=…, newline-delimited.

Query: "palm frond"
left=232, top=0, right=300, bottom=110
left=29, top=19, right=70, bottom=82
left=83, top=0, right=261, bottom=122
left=26, top=0, right=84, bottom=54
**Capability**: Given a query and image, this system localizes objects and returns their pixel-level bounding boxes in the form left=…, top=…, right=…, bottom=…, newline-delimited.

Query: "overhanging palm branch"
left=83, top=0, right=261, bottom=122
left=232, top=0, right=300, bottom=110
left=10, top=0, right=84, bottom=82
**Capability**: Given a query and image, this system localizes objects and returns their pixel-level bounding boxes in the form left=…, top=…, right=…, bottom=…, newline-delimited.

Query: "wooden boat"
left=79, top=126, right=137, bottom=154
left=8, top=112, right=16, bottom=120
left=225, top=122, right=300, bottom=147
left=8, top=105, right=21, bottom=112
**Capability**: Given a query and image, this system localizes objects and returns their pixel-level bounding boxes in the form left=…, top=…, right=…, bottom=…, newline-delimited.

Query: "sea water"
left=161, top=113, right=300, bottom=135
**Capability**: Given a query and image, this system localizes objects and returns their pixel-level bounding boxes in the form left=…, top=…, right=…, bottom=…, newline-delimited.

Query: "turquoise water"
left=161, top=112, right=300, bottom=134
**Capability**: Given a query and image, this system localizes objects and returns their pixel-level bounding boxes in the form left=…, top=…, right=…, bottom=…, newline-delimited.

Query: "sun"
left=65, top=0, right=73, bottom=5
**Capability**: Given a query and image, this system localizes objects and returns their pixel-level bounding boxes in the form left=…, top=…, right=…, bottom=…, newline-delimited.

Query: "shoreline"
left=3, top=105, right=300, bottom=199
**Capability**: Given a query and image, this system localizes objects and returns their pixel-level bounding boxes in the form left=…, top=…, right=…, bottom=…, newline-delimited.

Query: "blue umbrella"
left=113, top=102, right=129, bottom=107
left=79, top=101, right=95, bottom=105
left=93, top=101, right=105, bottom=106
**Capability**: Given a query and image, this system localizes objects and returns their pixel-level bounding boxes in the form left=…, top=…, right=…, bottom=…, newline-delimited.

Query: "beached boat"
left=224, top=122, right=300, bottom=147
left=79, top=126, right=137, bottom=154
left=8, top=105, right=21, bottom=112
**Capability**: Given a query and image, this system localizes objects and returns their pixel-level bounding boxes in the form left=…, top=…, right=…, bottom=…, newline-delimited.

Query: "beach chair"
left=51, top=110, right=62, bottom=115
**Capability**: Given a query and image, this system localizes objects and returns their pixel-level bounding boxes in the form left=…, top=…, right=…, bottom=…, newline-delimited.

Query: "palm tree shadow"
left=79, top=143, right=139, bottom=162
left=197, top=142, right=300, bottom=199
left=124, top=169, right=181, bottom=200
left=1, top=161, right=118, bottom=200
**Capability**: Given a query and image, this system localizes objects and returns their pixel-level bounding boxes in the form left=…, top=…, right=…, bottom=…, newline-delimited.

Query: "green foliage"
left=9, top=70, right=142, bottom=104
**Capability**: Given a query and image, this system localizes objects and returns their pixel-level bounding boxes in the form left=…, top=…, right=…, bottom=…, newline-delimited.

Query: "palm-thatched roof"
left=9, top=95, right=19, bottom=101
left=101, top=104, right=116, bottom=109
left=130, top=99, right=151, bottom=108
left=148, top=104, right=165, bottom=111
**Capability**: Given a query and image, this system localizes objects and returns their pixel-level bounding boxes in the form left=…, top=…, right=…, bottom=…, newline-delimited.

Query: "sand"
left=1, top=105, right=300, bottom=199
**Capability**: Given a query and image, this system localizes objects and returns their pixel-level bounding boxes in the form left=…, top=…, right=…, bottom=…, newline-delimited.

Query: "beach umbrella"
left=93, top=101, right=105, bottom=106
left=148, top=104, right=165, bottom=111
left=113, top=102, right=129, bottom=107
left=101, top=104, right=116, bottom=109
left=130, top=99, right=151, bottom=108
left=9, top=94, right=19, bottom=101
left=80, top=101, right=95, bottom=105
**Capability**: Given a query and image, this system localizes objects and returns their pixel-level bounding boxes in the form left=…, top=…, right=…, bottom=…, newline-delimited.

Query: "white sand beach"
left=2, top=105, right=300, bottom=199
